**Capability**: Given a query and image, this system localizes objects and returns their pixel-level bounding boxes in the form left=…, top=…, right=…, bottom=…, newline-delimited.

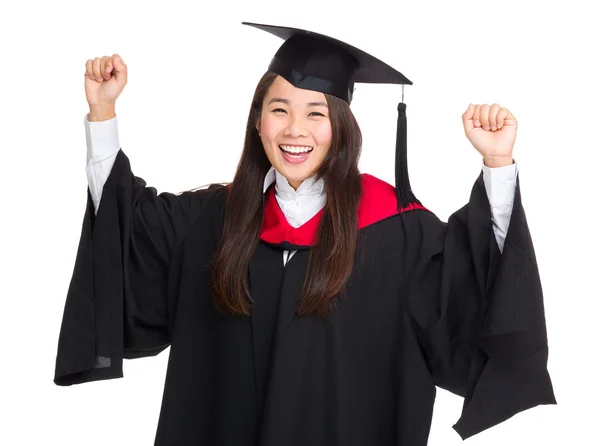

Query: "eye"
left=309, top=111, right=325, bottom=117
left=272, top=108, right=287, bottom=113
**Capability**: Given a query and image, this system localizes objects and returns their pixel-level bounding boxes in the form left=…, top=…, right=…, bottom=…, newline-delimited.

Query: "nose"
left=283, top=116, right=308, bottom=138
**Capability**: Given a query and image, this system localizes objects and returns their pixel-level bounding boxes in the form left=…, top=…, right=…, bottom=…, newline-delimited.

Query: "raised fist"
left=84, top=54, right=128, bottom=112
left=462, top=103, right=517, bottom=168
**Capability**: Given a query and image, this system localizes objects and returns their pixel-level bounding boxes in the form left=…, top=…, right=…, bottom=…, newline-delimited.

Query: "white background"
left=1, top=0, right=598, bottom=444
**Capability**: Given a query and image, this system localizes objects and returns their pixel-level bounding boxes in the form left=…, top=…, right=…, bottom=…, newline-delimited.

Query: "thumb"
left=503, top=110, right=518, bottom=127
left=461, top=103, right=475, bottom=136
left=111, top=54, right=128, bottom=84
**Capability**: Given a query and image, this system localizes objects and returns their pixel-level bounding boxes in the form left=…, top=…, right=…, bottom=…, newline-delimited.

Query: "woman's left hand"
left=462, top=103, right=517, bottom=168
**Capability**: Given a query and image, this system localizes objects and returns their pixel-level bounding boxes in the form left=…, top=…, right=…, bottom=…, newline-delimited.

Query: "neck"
left=272, top=168, right=325, bottom=199
left=288, top=180, right=301, bottom=190
left=279, top=171, right=314, bottom=191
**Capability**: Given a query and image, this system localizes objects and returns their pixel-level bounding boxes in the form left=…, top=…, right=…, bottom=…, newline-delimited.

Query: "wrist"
left=483, top=155, right=513, bottom=168
left=88, top=104, right=116, bottom=122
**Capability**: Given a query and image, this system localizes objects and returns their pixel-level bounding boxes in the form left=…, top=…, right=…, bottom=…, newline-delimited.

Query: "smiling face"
left=257, top=75, right=333, bottom=189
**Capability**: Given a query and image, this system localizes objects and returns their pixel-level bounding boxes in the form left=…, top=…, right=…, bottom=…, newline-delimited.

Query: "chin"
left=277, top=162, right=318, bottom=186
left=267, top=147, right=323, bottom=188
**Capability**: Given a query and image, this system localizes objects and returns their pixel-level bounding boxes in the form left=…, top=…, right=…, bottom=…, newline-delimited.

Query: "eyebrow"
left=268, top=98, right=328, bottom=108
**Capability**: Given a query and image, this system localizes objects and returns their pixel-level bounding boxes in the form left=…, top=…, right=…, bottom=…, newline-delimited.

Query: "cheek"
left=313, top=122, right=333, bottom=152
left=260, top=115, right=282, bottom=143
left=259, top=116, right=283, bottom=166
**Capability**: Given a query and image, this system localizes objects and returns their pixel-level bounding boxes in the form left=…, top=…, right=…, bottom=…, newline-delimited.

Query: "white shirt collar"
left=263, top=166, right=325, bottom=197
left=262, top=166, right=326, bottom=228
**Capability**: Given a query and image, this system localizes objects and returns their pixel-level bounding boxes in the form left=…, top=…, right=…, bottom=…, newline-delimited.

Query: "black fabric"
left=243, top=22, right=412, bottom=103
left=54, top=149, right=556, bottom=445
left=395, top=102, right=421, bottom=208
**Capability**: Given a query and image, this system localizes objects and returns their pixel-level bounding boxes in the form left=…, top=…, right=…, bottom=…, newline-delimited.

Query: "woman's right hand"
left=85, top=54, right=128, bottom=121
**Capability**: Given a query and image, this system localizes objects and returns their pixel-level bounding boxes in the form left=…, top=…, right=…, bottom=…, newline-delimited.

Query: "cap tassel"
left=395, top=102, right=421, bottom=209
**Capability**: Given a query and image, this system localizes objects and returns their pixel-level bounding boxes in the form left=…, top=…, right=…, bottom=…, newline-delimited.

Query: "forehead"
left=265, top=75, right=327, bottom=104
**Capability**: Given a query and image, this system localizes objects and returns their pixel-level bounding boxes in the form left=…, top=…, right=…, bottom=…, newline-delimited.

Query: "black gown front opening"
left=54, top=149, right=556, bottom=445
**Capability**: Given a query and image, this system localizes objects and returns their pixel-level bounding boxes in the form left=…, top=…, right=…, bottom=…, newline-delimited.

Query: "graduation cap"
left=243, top=22, right=420, bottom=208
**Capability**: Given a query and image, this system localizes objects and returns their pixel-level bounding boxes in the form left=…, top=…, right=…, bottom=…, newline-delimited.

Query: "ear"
left=255, top=118, right=261, bottom=136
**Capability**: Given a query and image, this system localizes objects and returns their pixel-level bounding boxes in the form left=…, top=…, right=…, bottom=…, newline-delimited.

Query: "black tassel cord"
left=395, top=102, right=421, bottom=209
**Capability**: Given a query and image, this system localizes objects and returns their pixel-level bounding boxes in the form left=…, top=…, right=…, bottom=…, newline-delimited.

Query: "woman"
left=54, top=23, right=555, bottom=446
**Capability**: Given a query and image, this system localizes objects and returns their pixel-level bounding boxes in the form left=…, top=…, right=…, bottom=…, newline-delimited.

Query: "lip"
left=279, top=144, right=313, bottom=165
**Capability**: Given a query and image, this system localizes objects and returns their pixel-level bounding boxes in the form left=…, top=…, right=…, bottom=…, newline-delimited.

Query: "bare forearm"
left=89, top=104, right=116, bottom=122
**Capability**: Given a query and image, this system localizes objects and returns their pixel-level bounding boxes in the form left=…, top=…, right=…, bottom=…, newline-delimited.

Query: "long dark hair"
left=211, top=70, right=363, bottom=318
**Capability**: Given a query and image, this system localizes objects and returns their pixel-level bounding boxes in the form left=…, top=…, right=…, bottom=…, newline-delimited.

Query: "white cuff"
left=482, top=161, right=518, bottom=207
left=85, top=113, right=120, bottom=166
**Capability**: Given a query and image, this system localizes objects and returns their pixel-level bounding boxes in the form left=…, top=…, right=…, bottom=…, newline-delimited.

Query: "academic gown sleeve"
left=54, top=148, right=215, bottom=386
left=405, top=171, right=556, bottom=439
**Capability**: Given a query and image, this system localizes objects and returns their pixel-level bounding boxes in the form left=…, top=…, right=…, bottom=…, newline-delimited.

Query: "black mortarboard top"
left=243, top=22, right=420, bottom=208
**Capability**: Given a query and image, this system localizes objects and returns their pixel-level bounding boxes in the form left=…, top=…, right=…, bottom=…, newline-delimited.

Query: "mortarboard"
left=243, top=22, right=420, bottom=208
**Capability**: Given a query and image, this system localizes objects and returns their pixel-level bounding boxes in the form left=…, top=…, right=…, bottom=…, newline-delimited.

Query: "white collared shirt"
left=83, top=114, right=517, bottom=266
left=261, top=166, right=327, bottom=264
left=262, top=166, right=327, bottom=227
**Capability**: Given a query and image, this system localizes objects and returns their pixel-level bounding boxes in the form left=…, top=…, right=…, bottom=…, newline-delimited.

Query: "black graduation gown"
left=54, top=149, right=556, bottom=445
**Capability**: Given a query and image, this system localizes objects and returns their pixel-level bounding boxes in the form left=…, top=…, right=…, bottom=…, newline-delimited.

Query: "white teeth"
left=279, top=145, right=313, bottom=154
